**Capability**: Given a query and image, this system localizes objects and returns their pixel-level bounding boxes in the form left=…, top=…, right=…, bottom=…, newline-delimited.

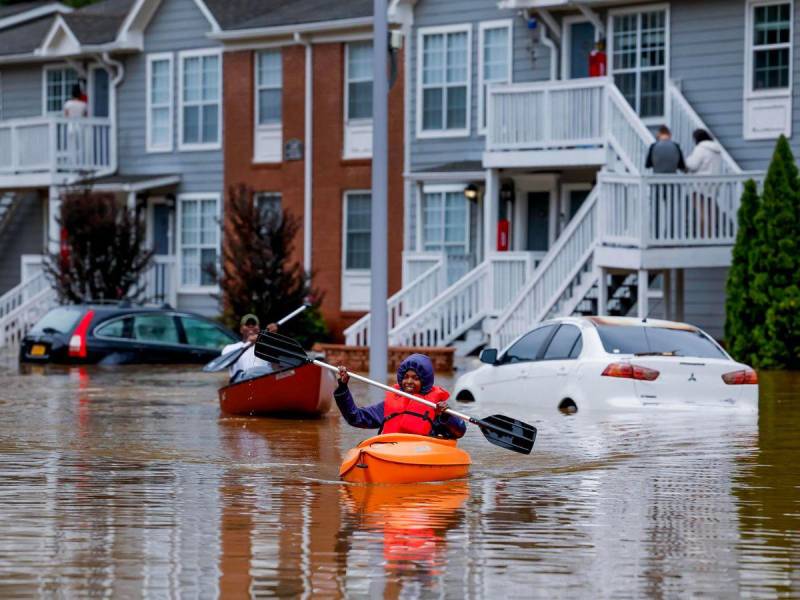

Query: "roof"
left=86, top=173, right=181, bottom=192
left=416, top=161, right=484, bottom=174
left=204, top=0, right=373, bottom=31
left=0, top=14, right=53, bottom=55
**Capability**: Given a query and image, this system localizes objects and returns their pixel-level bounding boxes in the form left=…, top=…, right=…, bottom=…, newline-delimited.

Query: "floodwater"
left=0, top=352, right=798, bottom=599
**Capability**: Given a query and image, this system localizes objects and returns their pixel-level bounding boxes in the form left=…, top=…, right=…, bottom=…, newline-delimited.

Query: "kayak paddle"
left=254, top=332, right=537, bottom=455
left=202, top=303, right=310, bottom=373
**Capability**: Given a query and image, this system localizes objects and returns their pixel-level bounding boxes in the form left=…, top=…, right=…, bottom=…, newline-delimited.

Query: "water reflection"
left=0, top=360, right=797, bottom=597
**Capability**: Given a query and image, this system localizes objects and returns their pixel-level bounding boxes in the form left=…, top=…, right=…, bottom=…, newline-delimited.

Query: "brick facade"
left=223, top=43, right=404, bottom=341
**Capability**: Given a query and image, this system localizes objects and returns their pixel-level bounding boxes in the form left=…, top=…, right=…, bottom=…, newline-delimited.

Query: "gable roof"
left=203, top=0, right=373, bottom=31
left=0, top=1, right=71, bottom=30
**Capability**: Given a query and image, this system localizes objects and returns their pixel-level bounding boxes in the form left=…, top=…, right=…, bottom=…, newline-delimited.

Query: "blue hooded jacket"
left=333, top=354, right=466, bottom=439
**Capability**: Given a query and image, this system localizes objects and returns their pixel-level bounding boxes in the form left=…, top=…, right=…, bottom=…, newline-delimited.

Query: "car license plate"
left=30, top=344, right=46, bottom=356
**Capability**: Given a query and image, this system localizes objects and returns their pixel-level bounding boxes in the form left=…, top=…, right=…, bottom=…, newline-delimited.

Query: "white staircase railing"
left=489, top=186, right=600, bottom=351
left=344, top=257, right=445, bottom=346
left=388, top=253, right=534, bottom=348
left=606, top=84, right=655, bottom=174
left=0, top=271, right=57, bottom=347
left=666, top=81, right=740, bottom=175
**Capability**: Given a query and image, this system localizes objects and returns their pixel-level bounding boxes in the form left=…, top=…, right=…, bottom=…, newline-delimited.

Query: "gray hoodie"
left=645, top=139, right=686, bottom=173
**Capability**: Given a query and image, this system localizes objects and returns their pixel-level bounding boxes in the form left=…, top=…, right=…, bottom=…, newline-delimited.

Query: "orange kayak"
left=339, top=433, right=471, bottom=484
left=218, top=363, right=335, bottom=417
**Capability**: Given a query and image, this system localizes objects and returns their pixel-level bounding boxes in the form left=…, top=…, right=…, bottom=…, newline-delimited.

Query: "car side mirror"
left=479, top=348, right=498, bottom=365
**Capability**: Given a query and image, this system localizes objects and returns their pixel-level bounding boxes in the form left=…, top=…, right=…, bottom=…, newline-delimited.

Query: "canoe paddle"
left=254, top=331, right=537, bottom=455
left=202, top=304, right=310, bottom=373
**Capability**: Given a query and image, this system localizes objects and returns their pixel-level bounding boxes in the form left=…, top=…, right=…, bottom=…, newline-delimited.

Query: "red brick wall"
left=224, top=43, right=405, bottom=341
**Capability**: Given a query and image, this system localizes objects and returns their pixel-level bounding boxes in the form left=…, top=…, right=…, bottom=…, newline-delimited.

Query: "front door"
left=568, top=21, right=596, bottom=79
left=526, top=192, right=550, bottom=252
left=91, top=67, right=110, bottom=117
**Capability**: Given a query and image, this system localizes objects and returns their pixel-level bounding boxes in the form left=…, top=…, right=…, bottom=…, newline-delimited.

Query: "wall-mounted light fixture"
left=464, top=183, right=479, bottom=200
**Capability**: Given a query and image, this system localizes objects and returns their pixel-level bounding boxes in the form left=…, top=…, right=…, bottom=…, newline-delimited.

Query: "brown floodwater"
left=0, top=351, right=798, bottom=598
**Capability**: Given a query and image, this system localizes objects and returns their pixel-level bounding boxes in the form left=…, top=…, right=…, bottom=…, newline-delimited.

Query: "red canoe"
left=218, top=363, right=336, bottom=416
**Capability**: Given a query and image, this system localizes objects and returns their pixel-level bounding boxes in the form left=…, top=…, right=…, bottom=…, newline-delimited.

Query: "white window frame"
left=416, top=23, right=472, bottom=139
left=419, top=183, right=471, bottom=254
left=146, top=52, right=174, bottom=153
left=344, top=41, right=374, bottom=126
left=343, top=41, right=374, bottom=159
left=341, top=190, right=372, bottom=311
left=253, top=49, right=283, bottom=163
left=177, top=48, right=222, bottom=152
left=607, top=3, right=670, bottom=124
left=478, top=19, right=512, bottom=136
left=42, top=63, right=80, bottom=115
left=176, top=192, right=221, bottom=293
left=745, top=0, right=793, bottom=97
left=254, top=191, right=282, bottom=222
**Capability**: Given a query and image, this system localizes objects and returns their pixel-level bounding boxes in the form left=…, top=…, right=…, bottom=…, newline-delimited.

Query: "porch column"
left=484, top=168, right=499, bottom=259
left=47, top=186, right=61, bottom=255
left=675, top=268, right=685, bottom=322
left=597, top=267, right=607, bottom=316
left=638, top=268, right=649, bottom=319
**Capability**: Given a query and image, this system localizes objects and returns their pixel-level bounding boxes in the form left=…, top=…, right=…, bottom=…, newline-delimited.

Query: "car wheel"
left=558, top=398, right=578, bottom=415
left=456, top=390, right=475, bottom=403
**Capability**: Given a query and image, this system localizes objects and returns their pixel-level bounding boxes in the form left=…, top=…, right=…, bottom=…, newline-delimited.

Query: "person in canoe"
left=334, top=354, right=466, bottom=439
left=222, top=314, right=278, bottom=382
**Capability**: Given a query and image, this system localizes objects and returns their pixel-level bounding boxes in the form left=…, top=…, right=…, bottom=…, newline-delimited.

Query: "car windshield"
left=29, top=307, right=85, bottom=335
left=595, top=325, right=727, bottom=359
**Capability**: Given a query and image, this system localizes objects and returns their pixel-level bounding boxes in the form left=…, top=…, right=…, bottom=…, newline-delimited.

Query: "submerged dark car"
left=19, top=304, right=238, bottom=365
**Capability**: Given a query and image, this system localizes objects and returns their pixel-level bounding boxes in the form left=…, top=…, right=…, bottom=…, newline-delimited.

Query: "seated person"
left=221, top=314, right=278, bottom=382
left=334, top=354, right=465, bottom=439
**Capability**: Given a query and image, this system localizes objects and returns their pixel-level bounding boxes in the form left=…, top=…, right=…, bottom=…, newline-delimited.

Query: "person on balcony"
left=645, top=126, right=686, bottom=174
left=333, top=354, right=466, bottom=440
left=685, top=129, right=722, bottom=175
left=63, top=84, right=88, bottom=167
left=63, top=84, right=88, bottom=118
left=588, top=39, right=607, bottom=77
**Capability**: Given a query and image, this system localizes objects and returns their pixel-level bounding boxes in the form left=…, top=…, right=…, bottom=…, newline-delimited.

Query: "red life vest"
left=380, top=385, right=450, bottom=436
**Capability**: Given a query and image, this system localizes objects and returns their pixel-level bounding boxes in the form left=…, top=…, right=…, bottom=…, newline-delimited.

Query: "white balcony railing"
left=598, top=172, right=763, bottom=248
left=142, top=256, right=177, bottom=308
left=0, top=116, right=115, bottom=178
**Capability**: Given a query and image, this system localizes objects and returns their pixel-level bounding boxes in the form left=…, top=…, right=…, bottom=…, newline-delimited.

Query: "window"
left=543, top=325, right=582, bottom=360
left=95, top=317, right=132, bottom=339
left=179, top=50, right=220, bottom=149
left=418, top=25, right=471, bottom=136
left=30, top=307, right=83, bottom=335
left=610, top=8, right=668, bottom=119
left=181, top=316, right=235, bottom=348
left=179, top=195, right=218, bottom=287
left=346, top=42, right=373, bottom=121
left=44, top=67, right=79, bottom=113
left=751, top=2, right=792, bottom=90
left=147, top=54, right=173, bottom=152
left=421, top=189, right=468, bottom=254
left=595, top=325, right=727, bottom=358
left=503, top=325, right=556, bottom=363
left=344, top=192, right=371, bottom=270
left=256, top=50, right=282, bottom=125
left=479, top=20, right=511, bottom=133
left=255, top=192, right=282, bottom=224
left=132, top=314, right=180, bottom=344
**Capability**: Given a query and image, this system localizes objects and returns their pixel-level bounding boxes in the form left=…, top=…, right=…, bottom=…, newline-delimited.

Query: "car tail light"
left=602, top=362, right=660, bottom=381
left=721, top=369, right=758, bottom=385
left=68, top=310, right=95, bottom=358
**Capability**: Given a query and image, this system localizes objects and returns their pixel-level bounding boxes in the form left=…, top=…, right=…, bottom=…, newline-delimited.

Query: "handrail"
left=666, top=81, right=740, bottom=175
left=491, top=76, right=609, bottom=94
left=344, top=258, right=445, bottom=346
left=489, top=185, right=600, bottom=350
left=0, top=270, right=49, bottom=320
left=606, top=84, right=655, bottom=174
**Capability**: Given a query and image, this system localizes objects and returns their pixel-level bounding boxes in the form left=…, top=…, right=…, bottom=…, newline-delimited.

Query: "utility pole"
left=369, top=0, right=389, bottom=393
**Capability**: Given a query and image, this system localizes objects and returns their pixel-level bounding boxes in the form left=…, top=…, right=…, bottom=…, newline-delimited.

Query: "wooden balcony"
left=0, top=116, right=115, bottom=188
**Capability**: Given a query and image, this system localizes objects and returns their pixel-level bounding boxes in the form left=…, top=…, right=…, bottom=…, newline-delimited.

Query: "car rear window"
left=29, top=307, right=84, bottom=335
left=595, top=325, right=726, bottom=359
left=181, top=317, right=236, bottom=349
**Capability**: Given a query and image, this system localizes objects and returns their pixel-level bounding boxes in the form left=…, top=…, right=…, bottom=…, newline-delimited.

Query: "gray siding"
left=670, top=0, right=800, bottom=171
left=116, top=0, right=222, bottom=193
left=647, top=268, right=728, bottom=340
left=0, top=65, right=43, bottom=120
left=409, top=0, right=551, bottom=171
left=0, top=192, right=45, bottom=295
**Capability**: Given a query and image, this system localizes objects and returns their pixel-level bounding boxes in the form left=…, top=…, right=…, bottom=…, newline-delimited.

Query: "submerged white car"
left=454, top=316, right=758, bottom=413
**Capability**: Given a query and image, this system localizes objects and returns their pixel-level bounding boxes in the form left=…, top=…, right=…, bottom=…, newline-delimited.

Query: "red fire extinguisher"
left=497, top=219, right=510, bottom=252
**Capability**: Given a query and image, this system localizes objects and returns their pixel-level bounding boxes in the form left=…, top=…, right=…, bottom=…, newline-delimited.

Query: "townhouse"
left=347, top=0, right=793, bottom=351
left=0, top=0, right=404, bottom=343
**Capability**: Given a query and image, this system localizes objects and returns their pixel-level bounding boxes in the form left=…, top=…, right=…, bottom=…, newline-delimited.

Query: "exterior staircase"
left=343, top=78, right=749, bottom=351
left=0, top=270, right=57, bottom=347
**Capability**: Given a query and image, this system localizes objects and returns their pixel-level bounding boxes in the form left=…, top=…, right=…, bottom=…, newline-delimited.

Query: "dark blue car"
left=19, top=304, right=237, bottom=365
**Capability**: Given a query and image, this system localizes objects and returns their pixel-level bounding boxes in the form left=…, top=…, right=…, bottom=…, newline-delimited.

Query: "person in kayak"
left=334, top=354, right=466, bottom=439
left=222, top=314, right=278, bottom=381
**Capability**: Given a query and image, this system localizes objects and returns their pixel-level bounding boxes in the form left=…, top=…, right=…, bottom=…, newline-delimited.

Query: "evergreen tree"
left=748, top=135, right=800, bottom=368
left=216, top=184, right=328, bottom=348
left=724, top=179, right=759, bottom=363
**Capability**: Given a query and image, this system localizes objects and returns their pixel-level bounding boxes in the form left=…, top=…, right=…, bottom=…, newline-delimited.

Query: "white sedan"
left=454, top=316, right=758, bottom=413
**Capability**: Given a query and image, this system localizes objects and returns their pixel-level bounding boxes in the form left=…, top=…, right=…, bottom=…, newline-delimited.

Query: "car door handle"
left=557, top=367, right=568, bottom=376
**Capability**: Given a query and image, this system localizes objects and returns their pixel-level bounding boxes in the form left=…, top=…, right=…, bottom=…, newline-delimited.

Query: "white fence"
left=0, top=271, right=57, bottom=347
left=0, top=116, right=114, bottom=176
left=142, top=256, right=177, bottom=307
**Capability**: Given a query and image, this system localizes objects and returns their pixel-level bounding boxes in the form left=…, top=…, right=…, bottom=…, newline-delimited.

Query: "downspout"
left=293, top=32, right=313, bottom=273
left=102, top=51, right=125, bottom=175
